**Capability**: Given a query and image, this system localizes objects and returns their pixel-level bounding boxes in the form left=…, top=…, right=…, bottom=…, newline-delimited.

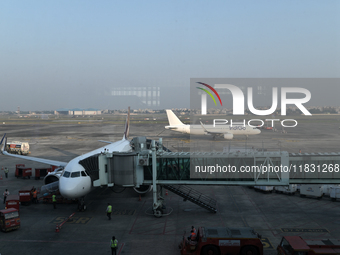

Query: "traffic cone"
left=55, top=225, right=60, bottom=233
left=138, top=195, right=141, bottom=201
left=165, top=190, right=168, bottom=196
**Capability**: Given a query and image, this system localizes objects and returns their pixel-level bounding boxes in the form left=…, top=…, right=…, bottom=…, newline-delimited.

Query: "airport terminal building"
left=54, top=108, right=102, bottom=116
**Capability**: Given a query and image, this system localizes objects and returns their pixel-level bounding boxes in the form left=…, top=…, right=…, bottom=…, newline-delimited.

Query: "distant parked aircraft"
left=165, top=110, right=261, bottom=139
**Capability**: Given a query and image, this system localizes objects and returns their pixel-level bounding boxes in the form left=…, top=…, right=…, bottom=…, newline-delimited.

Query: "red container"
left=0, top=208, right=20, bottom=232
left=6, top=195, right=20, bottom=211
left=35, top=168, right=51, bottom=180
left=19, top=186, right=34, bottom=205
left=15, top=167, right=32, bottom=179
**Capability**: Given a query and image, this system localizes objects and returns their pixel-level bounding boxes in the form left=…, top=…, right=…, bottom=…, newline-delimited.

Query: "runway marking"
left=281, top=228, right=329, bottom=233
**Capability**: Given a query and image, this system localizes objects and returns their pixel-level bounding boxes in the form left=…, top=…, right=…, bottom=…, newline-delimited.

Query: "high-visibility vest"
left=33, top=191, right=37, bottom=198
left=52, top=195, right=56, bottom=202
left=190, top=232, right=197, bottom=240
left=107, top=205, right=112, bottom=213
left=4, top=168, right=8, bottom=173
left=111, top=239, right=118, bottom=248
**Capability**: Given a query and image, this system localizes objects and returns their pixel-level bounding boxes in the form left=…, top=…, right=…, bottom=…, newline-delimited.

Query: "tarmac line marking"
left=50, top=216, right=92, bottom=224
left=2, top=239, right=108, bottom=244
left=163, top=212, right=169, bottom=234
left=135, top=226, right=166, bottom=235
left=117, top=242, right=125, bottom=255
left=289, top=202, right=330, bottom=233
left=299, top=200, right=325, bottom=207
left=280, top=228, right=329, bottom=233
left=313, top=202, right=336, bottom=208
left=314, top=232, right=331, bottom=239
left=129, top=200, right=146, bottom=234
left=227, top=186, right=249, bottom=227
left=131, top=221, right=166, bottom=231
left=164, top=229, right=176, bottom=234
left=294, top=222, right=314, bottom=228
left=241, top=187, right=279, bottom=237
left=261, top=238, right=274, bottom=249
left=327, top=203, right=340, bottom=209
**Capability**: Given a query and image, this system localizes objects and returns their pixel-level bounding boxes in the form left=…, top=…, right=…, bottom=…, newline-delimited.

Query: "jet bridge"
left=92, top=137, right=340, bottom=217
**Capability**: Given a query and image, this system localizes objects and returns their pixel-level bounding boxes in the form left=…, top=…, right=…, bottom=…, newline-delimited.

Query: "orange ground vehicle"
left=179, top=226, right=263, bottom=255
left=277, top=236, right=340, bottom=255
left=0, top=208, right=20, bottom=232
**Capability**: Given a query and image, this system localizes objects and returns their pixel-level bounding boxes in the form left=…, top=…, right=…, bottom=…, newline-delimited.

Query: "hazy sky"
left=1, top=1, right=339, bottom=111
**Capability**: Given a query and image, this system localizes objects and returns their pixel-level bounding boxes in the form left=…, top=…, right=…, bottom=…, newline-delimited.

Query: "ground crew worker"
left=4, top=167, right=9, bottom=178
left=110, top=236, right=118, bottom=255
left=107, top=203, right=112, bottom=220
left=191, top=226, right=197, bottom=234
left=52, top=194, right=57, bottom=209
left=32, top=189, right=38, bottom=204
left=3, top=189, right=9, bottom=204
left=187, top=230, right=196, bottom=241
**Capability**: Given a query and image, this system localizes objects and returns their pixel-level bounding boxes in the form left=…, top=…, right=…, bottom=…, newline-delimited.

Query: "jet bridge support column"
left=152, top=140, right=164, bottom=217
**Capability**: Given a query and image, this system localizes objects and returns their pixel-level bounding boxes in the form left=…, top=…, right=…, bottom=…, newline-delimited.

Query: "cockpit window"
left=81, top=171, right=87, bottom=177
left=63, top=171, right=71, bottom=178
left=71, top=171, right=80, bottom=178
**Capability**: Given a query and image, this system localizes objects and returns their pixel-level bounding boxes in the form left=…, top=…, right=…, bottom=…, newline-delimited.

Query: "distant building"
left=54, top=108, right=101, bottom=115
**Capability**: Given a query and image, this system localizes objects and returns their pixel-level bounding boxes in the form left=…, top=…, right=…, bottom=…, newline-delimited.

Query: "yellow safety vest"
left=107, top=205, right=112, bottom=213
left=111, top=239, right=118, bottom=248
left=52, top=195, right=56, bottom=202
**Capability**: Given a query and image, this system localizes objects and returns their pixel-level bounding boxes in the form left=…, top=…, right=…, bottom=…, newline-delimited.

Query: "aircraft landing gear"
left=77, top=197, right=87, bottom=212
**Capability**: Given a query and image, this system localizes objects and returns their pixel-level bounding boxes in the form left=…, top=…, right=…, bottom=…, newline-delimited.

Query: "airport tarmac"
left=1, top=120, right=340, bottom=255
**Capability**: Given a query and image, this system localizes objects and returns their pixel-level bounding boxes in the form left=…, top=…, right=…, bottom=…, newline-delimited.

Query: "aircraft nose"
left=59, top=176, right=91, bottom=199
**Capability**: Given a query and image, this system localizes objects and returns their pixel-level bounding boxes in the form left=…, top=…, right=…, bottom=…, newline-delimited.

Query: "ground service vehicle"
left=19, top=186, right=35, bottom=205
left=0, top=208, right=20, bottom=232
left=179, top=226, right=263, bottom=255
left=277, top=236, right=340, bottom=255
left=5, top=194, right=20, bottom=211
left=5, top=141, right=29, bottom=155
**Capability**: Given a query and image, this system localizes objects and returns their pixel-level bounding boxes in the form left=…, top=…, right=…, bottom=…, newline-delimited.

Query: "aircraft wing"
left=98, top=140, right=113, bottom=144
left=199, top=121, right=226, bottom=135
left=0, top=135, right=68, bottom=167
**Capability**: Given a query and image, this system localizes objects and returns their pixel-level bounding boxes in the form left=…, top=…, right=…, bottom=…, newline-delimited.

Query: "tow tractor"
left=179, top=226, right=263, bottom=255
left=277, top=236, right=340, bottom=255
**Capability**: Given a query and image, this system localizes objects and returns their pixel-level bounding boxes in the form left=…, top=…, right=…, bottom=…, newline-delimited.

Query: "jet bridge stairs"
left=161, top=184, right=217, bottom=213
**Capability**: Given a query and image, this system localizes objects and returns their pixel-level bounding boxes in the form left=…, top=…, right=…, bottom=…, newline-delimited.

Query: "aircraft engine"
left=223, top=133, right=234, bottom=140
left=133, top=185, right=153, bottom=194
left=43, top=168, right=64, bottom=185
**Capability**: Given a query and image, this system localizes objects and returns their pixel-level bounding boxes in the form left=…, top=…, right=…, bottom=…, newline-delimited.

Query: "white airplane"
left=0, top=108, right=152, bottom=210
left=165, top=110, right=261, bottom=139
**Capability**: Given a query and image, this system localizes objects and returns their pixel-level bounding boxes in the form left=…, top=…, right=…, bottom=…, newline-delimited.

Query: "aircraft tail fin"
left=166, top=110, right=184, bottom=126
left=123, top=107, right=130, bottom=140
left=0, top=134, right=6, bottom=154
